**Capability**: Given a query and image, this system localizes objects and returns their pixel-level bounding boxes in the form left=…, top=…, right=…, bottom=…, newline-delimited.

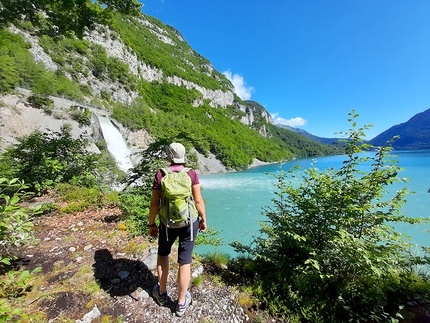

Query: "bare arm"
left=192, top=184, right=207, bottom=232
left=148, top=189, right=161, bottom=236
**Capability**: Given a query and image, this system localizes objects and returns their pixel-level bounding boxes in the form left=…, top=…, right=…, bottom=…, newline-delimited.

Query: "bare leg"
left=177, top=263, right=191, bottom=304
left=157, top=255, right=169, bottom=293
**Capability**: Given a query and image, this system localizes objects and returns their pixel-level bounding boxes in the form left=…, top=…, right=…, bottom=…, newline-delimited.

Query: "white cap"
left=166, top=143, right=186, bottom=164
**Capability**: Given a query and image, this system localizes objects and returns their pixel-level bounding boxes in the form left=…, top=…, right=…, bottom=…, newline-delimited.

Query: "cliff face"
left=0, top=90, right=105, bottom=154
left=0, top=90, right=229, bottom=175
left=8, top=13, right=271, bottom=138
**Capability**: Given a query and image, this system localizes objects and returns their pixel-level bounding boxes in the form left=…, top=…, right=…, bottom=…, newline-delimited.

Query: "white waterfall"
left=96, top=115, right=133, bottom=172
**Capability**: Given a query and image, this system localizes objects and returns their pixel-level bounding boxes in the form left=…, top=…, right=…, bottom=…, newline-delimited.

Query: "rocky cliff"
left=0, top=89, right=244, bottom=175
left=1, top=11, right=341, bottom=172
left=9, top=15, right=261, bottom=121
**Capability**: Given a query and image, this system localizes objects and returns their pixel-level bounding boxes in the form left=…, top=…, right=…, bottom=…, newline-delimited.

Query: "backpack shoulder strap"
left=160, top=167, right=173, bottom=175
left=180, top=167, right=191, bottom=173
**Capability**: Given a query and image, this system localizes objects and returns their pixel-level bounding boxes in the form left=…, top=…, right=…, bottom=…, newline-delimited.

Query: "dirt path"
left=7, top=194, right=251, bottom=323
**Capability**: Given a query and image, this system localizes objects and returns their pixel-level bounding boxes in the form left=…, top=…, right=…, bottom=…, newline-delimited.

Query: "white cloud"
left=271, top=113, right=307, bottom=127
left=223, top=70, right=253, bottom=100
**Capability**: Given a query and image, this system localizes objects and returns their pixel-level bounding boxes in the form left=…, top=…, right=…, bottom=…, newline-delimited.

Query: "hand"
left=199, top=220, right=207, bottom=233
left=149, top=226, right=158, bottom=237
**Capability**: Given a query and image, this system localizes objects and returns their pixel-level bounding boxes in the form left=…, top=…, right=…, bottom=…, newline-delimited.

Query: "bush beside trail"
left=231, top=112, right=430, bottom=322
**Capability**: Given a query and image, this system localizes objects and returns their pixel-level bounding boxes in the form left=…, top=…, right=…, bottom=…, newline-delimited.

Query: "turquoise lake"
left=195, top=150, right=430, bottom=257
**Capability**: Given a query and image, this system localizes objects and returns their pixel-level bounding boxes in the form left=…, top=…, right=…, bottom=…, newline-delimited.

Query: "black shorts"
left=158, top=220, right=199, bottom=265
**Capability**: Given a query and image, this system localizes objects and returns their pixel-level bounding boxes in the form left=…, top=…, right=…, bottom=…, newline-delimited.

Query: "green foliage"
left=0, top=0, right=142, bottom=38
left=33, top=69, right=86, bottom=99
left=0, top=28, right=88, bottom=97
left=0, top=28, right=46, bottom=93
left=94, top=148, right=127, bottom=188
left=191, top=274, right=204, bottom=288
left=267, top=122, right=344, bottom=157
left=0, top=298, right=27, bottom=322
left=27, top=94, right=54, bottom=115
left=36, top=35, right=136, bottom=96
left=0, top=178, right=35, bottom=266
left=111, top=14, right=232, bottom=91
left=55, top=183, right=119, bottom=213
left=87, top=43, right=108, bottom=78
left=0, top=153, right=16, bottom=181
left=69, top=105, right=92, bottom=126
left=27, top=202, right=58, bottom=217
left=195, top=227, right=222, bottom=247
left=28, top=94, right=54, bottom=109
left=203, top=252, right=230, bottom=269
left=119, top=187, right=151, bottom=236
left=0, top=55, right=18, bottom=93
left=225, top=256, right=258, bottom=284
left=232, top=111, right=430, bottom=322
left=1, top=127, right=99, bottom=192
left=102, top=0, right=142, bottom=16
left=0, top=268, right=42, bottom=299
left=0, top=267, right=42, bottom=322
left=112, top=84, right=294, bottom=170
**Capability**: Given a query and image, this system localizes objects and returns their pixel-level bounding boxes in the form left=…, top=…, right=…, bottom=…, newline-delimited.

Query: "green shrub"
left=0, top=178, right=35, bottom=266
left=0, top=299, right=26, bottom=322
left=194, top=227, right=222, bottom=247
left=0, top=28, right=43, bottom=93
left=232, top=111, right=430, bottom=322
left=58, top=201, right=92, bottom=214
left=26, top=202, right=57, bottom=217
left=0, top=55, right=18, bottom=93
left=119, top=187, right=150, bottom=236
left=55, top=183, right=119, bottom=214
left=0, top=268, right=41, bottom=299
left=1, top=127, right=99, bottom=192
left=27, top=93, right=54, bottom=116
left=0, top=154, right=16, bottom=181
left=69, top=106, right=92, bottom=127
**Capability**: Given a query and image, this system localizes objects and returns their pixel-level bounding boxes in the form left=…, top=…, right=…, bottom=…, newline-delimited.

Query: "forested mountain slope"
left=0, top=9, right=342, bottom=170
left=275, top=123, right=342, bottom=145
left=370, top=108, right=430, bottom=150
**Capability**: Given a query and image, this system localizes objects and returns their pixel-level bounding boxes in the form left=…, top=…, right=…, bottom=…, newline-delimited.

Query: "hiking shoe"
left=175, top=291, right=192, bottom=317
left=152, top=284, right=168, bottom=306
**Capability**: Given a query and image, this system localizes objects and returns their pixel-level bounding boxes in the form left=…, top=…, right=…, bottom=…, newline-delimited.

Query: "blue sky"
left=141, top=1, right=430, bottom=139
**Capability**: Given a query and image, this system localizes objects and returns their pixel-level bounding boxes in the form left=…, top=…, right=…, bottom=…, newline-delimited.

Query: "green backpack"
left=158, top=167, right=198, bottom=238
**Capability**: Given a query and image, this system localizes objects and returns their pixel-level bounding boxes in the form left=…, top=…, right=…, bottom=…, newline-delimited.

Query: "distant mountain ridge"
left=370, top=108, right=430, bottom=150
left=277, top=107, right=430, bottom=150
left=275, top=124, right=341, bottom=145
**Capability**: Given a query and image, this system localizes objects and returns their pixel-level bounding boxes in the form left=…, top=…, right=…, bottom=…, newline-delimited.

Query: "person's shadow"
left=92, top=249, right=177, bottom=312
left=92, top=249, right=156, bottom=298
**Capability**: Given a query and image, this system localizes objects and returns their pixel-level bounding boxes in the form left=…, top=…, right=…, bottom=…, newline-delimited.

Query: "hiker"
left=148, top=142, right=207, bottom=317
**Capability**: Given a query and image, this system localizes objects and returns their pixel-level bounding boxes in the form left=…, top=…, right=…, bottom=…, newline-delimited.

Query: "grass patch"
left=202, top=251, right=229, bottom=271
left=55, top=184, right=120, bottom=214
left=191, top=275, right=204, bottom=288
left=82, top=280, right=100, bottom=295
left=122, top=241, right=151, bottom=255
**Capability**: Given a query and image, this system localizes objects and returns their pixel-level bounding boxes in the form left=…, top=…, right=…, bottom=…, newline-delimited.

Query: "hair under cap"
left=166, top=142, right=186, bottom=164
